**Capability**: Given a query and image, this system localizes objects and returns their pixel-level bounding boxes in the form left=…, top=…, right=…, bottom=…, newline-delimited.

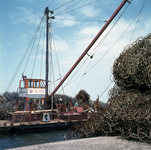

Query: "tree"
left=75, top=89, right=90, bottom=106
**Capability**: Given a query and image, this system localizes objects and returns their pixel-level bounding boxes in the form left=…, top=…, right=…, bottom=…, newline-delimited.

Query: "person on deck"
left=74, top=101, right=79, bottom=112
left=75, top=101, right=79, bottom=107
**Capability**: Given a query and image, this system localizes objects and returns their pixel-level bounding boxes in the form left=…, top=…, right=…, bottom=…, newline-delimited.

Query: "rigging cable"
left=129, top=0, right=147, bottom=44
left=23, top=15, right=45, bottom=75
left=69, top=0, right=149, bottom=99
left=40, top=19, right=46, bottom=79
left=5, top=13, right=45, bottom=92
left=72, top=58, right=93, bottom=97
left=84, top=0, right=149, bottom=75
left=99, top=81, right=113, bottom=99
left=57, top=0, right=132, bottom=93
left=54, top=0, right=149, bottom=98
left=87, top=0, right=132, bottom=59
left=49, top=25, right=65, bottom=95
left=31, top=19, right=45, bottom=78
left=54, top=0, right=101, bottom=17
left=57, top=55, right=90, bottom=94
left=54, top=0, right=83, bottom=16
left=53, top=0, right=74, bottom=11
left=55, top=18, right=106, bottom=22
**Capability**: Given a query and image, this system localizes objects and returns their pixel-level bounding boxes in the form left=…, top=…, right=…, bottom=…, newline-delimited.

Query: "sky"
left=0, top=0, right=151, bottom=103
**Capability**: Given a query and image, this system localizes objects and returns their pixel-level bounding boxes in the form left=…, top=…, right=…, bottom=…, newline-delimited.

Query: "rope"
left=54, top=0, right=101, bottom=17
left=23, top=15, right=45, bottom=75
left=87, top=0, right=132, bottom=59
left=31, top=20, right=45, bottom=78
left=55, top=0, right=132, bottom=94
left=57, top=55, right=90, bottom=94
left=54, top=0, right=83, bottom=16
left=72, top=58, right=93, bottom=97
left=99, top=81, right=113, bottom=99
left=53, top=0, right=74, bottom=11
left=54, top=18, right=106, bottom=22
left=40, top=20, right=46, bottom=79
left=50, top=25, right=65, bottom=95
left=5, top=13, right=45, bottom=92
left=83, top=0, right=147, bottom=75
left=129, top=0, right=148, bottom=44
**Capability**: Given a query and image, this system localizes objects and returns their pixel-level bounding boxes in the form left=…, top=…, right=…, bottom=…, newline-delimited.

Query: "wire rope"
left=40, top=19, right=46, bottom=79
left=53, top=0, right=74, bottom=11
left=55, top=18, right=106, bottom=22
left=54, top=0, right=83, bottom=16
left=99, top=81, right=113, bottom=99
left=54, top=0, right=101, bottom=17
left=31, top=19, right=45, bottom=78
left=72, top=58, right=93, bottom=97
left=87, top=0, right=132, bottom=59
left=5, top=13, right=45, bottom=92
left=129, top=0, right=147, bottom=44
left=49, top=25, right=65, bottom=95
left=85, top=0, right=148, bottom=75
left=23, top=15, right=46, bottom=75
left=55, top=0, right=131, bottom=94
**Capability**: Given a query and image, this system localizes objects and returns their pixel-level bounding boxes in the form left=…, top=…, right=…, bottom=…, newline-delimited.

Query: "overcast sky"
left=0, top=0, right=151, bottom=103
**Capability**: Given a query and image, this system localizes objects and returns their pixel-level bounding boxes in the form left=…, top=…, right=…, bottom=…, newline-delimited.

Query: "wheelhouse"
left=19, top=76, right=46, bottom=111
left=19, top=76, right=46, bottom=99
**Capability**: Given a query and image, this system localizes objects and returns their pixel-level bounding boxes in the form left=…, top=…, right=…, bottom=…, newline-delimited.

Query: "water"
left=0, top=130, right=66, bottom=150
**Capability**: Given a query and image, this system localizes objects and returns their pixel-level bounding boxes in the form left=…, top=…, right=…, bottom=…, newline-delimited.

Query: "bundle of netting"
left=106, top=89, right=151, bottom=143
left=64, top=89, right=151, bottom=143
left=113, top=33, right=151, bottom=92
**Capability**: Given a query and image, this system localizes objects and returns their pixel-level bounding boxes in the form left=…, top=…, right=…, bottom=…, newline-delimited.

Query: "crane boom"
left=50, top=0, right=130, bottom=97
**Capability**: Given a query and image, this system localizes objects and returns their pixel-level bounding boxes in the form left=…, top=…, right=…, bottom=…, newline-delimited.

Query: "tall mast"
left=45, top=7, right=49, bottom=109
left=44, top=7, right=54, bottom=109
left=50, top=0, right=130, bottom=97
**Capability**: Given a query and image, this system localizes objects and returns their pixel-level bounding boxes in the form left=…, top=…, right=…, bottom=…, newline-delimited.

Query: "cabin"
left=19, top=76, right=46, bottom=111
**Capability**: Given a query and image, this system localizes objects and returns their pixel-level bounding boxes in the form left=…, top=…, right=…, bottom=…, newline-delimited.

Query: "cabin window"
left=28, top=81, right=33, bottom=87
left=40, top=81, right=45, bottom=88
left=20, top=81, right=25, bottom=88
left=34, top=81, right=39, bottom=88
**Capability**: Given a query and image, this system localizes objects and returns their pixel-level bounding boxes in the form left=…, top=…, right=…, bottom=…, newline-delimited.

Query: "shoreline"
left=6, top=136, right=151, bottom=150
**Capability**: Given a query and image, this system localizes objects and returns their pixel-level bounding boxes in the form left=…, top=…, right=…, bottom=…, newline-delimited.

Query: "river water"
left=0, top=130, right=66, bottom=150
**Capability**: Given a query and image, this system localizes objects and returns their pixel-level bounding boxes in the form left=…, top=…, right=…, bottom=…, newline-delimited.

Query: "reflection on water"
left=0, top=130, right=66, bottom=150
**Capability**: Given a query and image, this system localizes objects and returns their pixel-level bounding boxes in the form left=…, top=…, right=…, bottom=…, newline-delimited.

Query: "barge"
left=1, top=0, right=129, bottom=135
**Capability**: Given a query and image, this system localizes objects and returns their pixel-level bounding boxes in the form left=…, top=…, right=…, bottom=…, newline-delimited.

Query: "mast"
left=45, top=7, right=49, bottom=109
left=50, top=0, right=130, bottom=97
left=44, top=7, right=53, bottom=109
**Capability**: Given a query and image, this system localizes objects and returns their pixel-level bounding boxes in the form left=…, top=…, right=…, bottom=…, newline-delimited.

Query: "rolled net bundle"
left=113, top=33, right=151, bottom=92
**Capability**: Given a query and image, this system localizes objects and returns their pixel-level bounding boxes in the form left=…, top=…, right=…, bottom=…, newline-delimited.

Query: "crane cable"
left=129, top=0, right=147, bottom=44
left=52, top=0, right=149, bottom=97
left=85, top=0, right=148, bottom=75
left=98, top=0, right=149, bottom=100
left=87, top=0, right=132, bottom=59
left=57, top=0, right=132, bottom=94
left=72, top=58, right=93, bottom=97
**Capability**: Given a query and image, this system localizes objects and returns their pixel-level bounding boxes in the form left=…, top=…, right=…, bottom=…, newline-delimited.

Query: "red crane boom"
left=50, top=0, right=130, bottom=97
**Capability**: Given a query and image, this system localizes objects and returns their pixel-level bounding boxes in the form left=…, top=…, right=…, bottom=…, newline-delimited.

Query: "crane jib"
left=49, top=0, right=131, bottom=97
